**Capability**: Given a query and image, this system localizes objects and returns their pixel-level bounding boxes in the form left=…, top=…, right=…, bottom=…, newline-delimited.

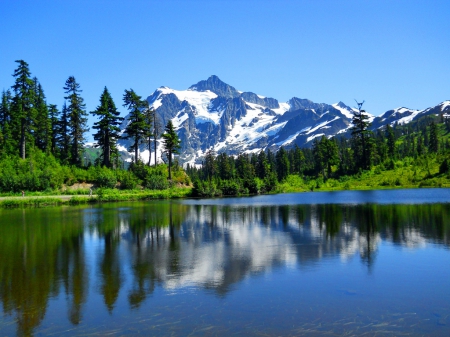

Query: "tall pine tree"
left=48, top=104, right=60, bottom=155
left=161, top=120, right=181, bottom=180
left=91, top=87, right=124, bottom=167
left=11, top=60, right=36, bottom=159
left=122, top=89, right=148, bottom=164
left=33, top=78, right=51, bottom=152
left=350, top=101, right=372, bottom=170
left=64, top=76, right=88, bottom=166
left=57, top=102, right=71, bottom=164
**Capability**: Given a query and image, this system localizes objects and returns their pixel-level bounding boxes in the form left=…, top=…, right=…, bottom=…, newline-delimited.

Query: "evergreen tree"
left=203, top=148, right=217, bottom=181
left=275, top=147, right=290, bottom=181
left=337, top=137, right=353, bottom=175
left=161, top=120, right=181, bottom=180
left=290, top=145, right=305, bottom=174
left=122, top=89, right=148, bottom=163
left=64, top=76, right=88, bottom=166
left=217, top=152, right=234, bottom=180
left=143, top=107, right=154, bottom=166
left=91, top=87, right=124, bottom=168
left=48, top=104, right=60, bottom=155
left=0, top=90, right=12, bottom=129
left=152, top=112, right=162, bottom=167
left=11, top=60, right=36, bottom=159
left=0, top=90, right=14, bottom=155
left=235, top=153, right=255, bottom=181
left=313, top=136, right=339, bottom=178
left=33, top=79, right=51, bottom=152
left=56, top=102, right=71, bottom=164
left=417, top=134, right=424, bottom=156
left=256, top=150, right=269, bottom=179
left=386, top=124, right=396, bottom=159
left=350, top=101, right=372, bottom=170
left=429, top=121, right=439, bottom=153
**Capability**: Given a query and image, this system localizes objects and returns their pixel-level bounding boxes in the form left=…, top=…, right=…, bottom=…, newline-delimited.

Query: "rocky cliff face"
left=117, top=76, right=450, bottom=165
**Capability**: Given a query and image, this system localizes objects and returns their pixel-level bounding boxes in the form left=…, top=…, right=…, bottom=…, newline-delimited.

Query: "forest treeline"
left=0, top=60, right=183, bottom=193
left=188, top=104, right=450, bottom=196
left=1, top=60, right=450, bottom=196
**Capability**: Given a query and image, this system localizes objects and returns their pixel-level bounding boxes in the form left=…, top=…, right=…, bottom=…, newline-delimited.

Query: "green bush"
left=119, top=171, right=140, bottom=190
left=144, top=174, right=169, bottom=190
left=94, top=167, right=117, bottom=188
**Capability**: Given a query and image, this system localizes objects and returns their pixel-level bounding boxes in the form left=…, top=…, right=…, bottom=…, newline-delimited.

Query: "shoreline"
left=1, top=184, right=449, bottom=209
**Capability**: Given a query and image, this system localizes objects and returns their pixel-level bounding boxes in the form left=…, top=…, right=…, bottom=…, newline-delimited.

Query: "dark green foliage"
left=275, top=147, right=289, bottom=181
left=33, top=79, right=51, bottom=152
left=429, top=121, right=439, bottom=153
left=143, top=107, right=154, bottom=166
left=0, top=150, right=64, bottom=192
left=386, top=124, right=396, bottom=158
left=204, top=149, right=217, bottom=181
left=91, top=87, right=124, bottom=168
left=64, top=76, right=88, bottom=166
left=118, top=171, right=140, bottom=190
left=129, top=161, right=171, bottom=190
left=56, top=103, right=71, bottom=164
left=122, top=89, right=148, bottom=163
left=144, top=174, right=169, bottom=190
left=94, top=166, right=117, bottom=188
left=161, top=120, right=181, bottom=180
left=313, top=136, right=339, bottom=178
left=439, top=158, right=449, bottom=174
left=48, top=104, right=60, bottom=155
left=11, top=60, right=36, bottom=159
left=351, top=102, right=372, bottom=170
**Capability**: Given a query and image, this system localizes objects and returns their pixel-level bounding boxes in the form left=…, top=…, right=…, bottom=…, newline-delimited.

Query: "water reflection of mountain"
left=121, top=203, right=450, bottom=301
left=0, top=202, right=449, bottom=334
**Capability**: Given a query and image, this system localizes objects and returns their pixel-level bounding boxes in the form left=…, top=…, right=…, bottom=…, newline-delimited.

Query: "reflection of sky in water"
left=180, top=188, right=450, bottom=205
left=1, top=197, right=450, bottom=336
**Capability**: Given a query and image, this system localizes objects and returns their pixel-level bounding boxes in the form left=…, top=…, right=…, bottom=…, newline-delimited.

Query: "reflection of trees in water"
left=0, top=207, right=86, bottom=336
left=122, top=202, right=450, bottom=303
left=1, top=202, right=450, bottom=334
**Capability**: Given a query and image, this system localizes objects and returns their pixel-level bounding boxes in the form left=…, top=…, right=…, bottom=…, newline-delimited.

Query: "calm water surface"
left=1, top=188, right=450, bottom=336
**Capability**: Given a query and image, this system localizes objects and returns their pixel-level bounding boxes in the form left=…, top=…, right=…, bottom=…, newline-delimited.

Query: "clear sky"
left=1, top=0, right=450, bottom=140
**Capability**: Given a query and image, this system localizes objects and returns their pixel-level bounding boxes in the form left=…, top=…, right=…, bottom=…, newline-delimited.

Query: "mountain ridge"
left=116, top=75, right=450, bottom=166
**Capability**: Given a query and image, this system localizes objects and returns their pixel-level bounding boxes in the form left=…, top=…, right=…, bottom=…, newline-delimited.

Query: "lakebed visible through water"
left=1, top=188, right=450, bottom=336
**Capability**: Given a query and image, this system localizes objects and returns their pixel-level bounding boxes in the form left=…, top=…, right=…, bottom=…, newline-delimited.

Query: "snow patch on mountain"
left=440, top=101, right=450, bottom=111
left=307, top=133, right=325, bottom=142
left=226, top=102, right=278, bottom=146
left=395, top=109, right=421, bottom=125
left=271, top=102, right=290, bottom=115
left=332, top=102, right=355, bottom=119
left=153, top=86, right=220, bottom=125
left=276, top=131, right=301, bottom=146
left=172, top=111, right=189, bottom=128
left=306, top=116, right=340, bottom=135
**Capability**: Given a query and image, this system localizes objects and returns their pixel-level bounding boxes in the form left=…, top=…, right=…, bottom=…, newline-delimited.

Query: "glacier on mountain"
left=116, top=76, right=450, bottom=166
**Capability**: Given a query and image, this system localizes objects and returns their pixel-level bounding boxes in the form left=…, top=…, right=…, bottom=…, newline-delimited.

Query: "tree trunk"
left=20, top=119, right=26, bottom=159
left=134, top=134, right=139, bottom=163
left=168, top=150, right=172, bottom=180
left=105, top=132, right=110, bottom=167
left=148, top=138, right=151, bottom=166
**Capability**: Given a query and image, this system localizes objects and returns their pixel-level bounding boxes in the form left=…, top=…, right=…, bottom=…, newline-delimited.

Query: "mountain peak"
left=189, top=75, right=240, bottom=98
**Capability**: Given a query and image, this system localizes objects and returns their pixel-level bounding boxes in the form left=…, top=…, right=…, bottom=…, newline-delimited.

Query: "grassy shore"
left=276, top=158, right=450, bottom=193
left=0, top=187, right=193, bottom=208
left=1, top=158, right=450, bottom=208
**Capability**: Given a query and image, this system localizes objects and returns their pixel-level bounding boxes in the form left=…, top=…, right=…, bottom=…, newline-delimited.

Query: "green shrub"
left=94, top=166, right=117, bottom=188
left=144, top=174, right=169, bottom=190
left=119, top=171, right=140, bottom=190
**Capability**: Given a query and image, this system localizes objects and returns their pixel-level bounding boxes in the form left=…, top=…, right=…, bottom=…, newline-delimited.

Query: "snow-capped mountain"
left=117, top=75, right=450, bottom=165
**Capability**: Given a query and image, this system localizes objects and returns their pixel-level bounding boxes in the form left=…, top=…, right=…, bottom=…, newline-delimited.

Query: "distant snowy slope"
left=116, top=76, right=447, bottom=165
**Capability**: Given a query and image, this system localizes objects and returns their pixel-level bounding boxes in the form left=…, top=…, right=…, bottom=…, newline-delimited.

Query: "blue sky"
left=1, top=0, right=450, bottom=140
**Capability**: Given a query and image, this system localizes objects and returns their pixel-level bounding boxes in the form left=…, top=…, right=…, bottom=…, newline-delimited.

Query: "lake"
left=1, top=188, right=450, bottom=336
